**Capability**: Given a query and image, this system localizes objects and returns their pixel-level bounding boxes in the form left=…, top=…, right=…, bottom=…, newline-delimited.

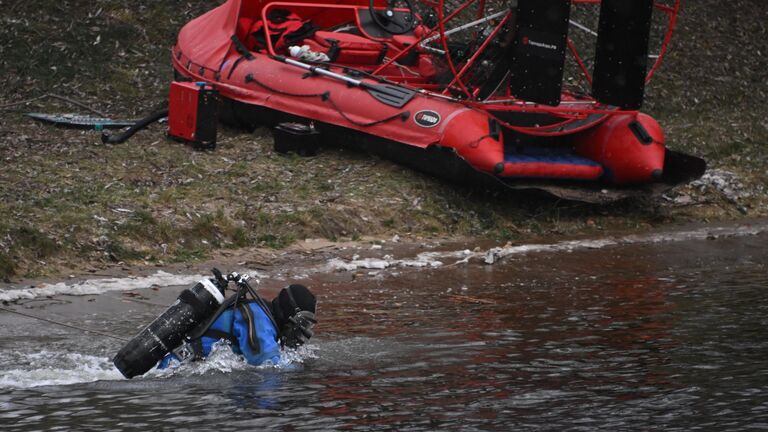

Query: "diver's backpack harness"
left=185, top=273, right=317, bottom=353
left=184, top=272, right=281, bottom=358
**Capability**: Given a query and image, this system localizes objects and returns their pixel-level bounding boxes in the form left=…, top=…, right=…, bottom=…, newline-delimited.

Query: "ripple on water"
left=1, top=230, right=767, bottom=430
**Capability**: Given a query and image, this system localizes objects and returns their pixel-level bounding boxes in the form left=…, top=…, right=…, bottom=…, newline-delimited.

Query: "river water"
left=1, top=222, right=767, bottom=430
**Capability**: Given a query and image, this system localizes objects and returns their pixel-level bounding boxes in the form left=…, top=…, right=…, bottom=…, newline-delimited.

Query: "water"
left=1, top=223, right=767, bottom=430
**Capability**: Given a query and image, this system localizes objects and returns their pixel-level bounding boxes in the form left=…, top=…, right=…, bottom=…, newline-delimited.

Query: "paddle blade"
left=26, top=113, right=137, bottom=129
left=366, top=83, right=416, bottom=108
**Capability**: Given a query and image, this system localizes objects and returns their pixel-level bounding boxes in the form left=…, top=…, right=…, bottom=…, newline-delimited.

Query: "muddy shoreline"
left=3, top=217, right=766, bottom=301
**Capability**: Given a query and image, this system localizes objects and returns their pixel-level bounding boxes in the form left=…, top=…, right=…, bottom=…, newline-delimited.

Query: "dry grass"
left=0, top=0, right=765, bottom=280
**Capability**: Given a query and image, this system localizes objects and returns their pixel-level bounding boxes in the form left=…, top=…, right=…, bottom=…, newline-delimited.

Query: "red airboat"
left=171, top=0, right=704, bottom=201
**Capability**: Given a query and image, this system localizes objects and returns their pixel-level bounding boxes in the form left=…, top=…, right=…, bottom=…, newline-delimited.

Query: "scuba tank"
left=113, top=269, right=228, bottom=379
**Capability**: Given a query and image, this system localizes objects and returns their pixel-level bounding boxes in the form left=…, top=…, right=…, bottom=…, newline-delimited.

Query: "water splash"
left=0, top=352, right=123, bottom=389
left=0, top=342, right=320, bottom=389
left=149, top=342, right=319, bottom=378
left=273, top=344, right=319, bottom=368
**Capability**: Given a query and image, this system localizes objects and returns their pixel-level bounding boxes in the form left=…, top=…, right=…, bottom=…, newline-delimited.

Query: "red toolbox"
left=168, top=81, right=219, bottom=149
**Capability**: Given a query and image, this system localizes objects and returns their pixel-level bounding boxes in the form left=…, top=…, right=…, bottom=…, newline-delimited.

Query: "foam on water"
left=149, top=342, right=251, bottom=378
left=0, top=342, right=320, bottom=389
left=0, top=352, right=123, bottom=389
left=149, top=342, right=319, bottom=378
left=276, top=344, right=319, bottom=368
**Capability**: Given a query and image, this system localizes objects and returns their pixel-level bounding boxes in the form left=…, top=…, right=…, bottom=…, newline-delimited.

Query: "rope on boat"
left=324, top=97, right=408, bottom=127
left=246, top=73, right=327, bottom=98
left=245, top=73, right=409, bottom=127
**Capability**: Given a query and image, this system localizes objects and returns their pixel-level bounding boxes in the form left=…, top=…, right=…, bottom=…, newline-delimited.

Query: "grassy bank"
left=0, top=0, right=765, bottom=280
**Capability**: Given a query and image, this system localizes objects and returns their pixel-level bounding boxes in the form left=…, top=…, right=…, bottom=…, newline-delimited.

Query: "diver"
left=113, top=270, right=317, bottom=378
left=159, top=282, right=317, bottom=369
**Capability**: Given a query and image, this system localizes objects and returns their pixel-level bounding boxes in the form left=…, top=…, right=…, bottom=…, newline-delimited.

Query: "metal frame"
left=256, top=0, right=680, bottom=135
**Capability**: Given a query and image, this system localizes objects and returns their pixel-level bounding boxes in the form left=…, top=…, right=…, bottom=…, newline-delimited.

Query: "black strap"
left=286, top=287, right=303, bottom=315
left=186, top=294, right=239, bottom=340
left=188, top=283, right=280, bottom=352
left=190, top=338, right=205, bottom=361
left=230, top=35, right=255, bottom=60
left=376, top=44, right=388, bottom=65
left=254, top=296, right=280, bottom=342
left=237, top=278, right=281, bottom=343
left=283, top=22, right=320, bottom=47
left=227, top=55, right=249, bottom=80
left=326, top=39, right=340, bottom=62
left=252, top=28, right=285, bottom=51
left=189, top=299, right=263, bottom=350
left=238, top=304, right=261, bottom=352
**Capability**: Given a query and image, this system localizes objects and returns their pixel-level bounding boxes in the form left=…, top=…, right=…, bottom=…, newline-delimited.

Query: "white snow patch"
left=329, top=258, right=391, bottom=271
left=484, top=238, right=615, bottom=264
left=327, top=252, right=444, bottom=271
left=0, top=269, right=269, bottom=303
left=0, top=271, right=206, bottom=303
left=327, top=258, right=359, bottom=272
left=327, top=223, right=768, bottom=270
left=691, top=169, right=751, bottom=201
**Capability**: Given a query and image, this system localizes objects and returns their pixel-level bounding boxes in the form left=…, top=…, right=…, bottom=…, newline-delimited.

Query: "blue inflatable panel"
left=504, top=153, right=601, bottom=166
left=502, top=150, right=604, bottom=180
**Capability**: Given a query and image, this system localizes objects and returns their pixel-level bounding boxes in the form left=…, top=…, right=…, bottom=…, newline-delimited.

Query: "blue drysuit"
left=158, top=300, right=281, bottom=368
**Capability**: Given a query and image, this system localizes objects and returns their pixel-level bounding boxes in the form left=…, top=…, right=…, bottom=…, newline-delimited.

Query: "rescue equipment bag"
left=304, top=31, right=388, bottom=65
left=245, top=9, right=319, bottom=52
